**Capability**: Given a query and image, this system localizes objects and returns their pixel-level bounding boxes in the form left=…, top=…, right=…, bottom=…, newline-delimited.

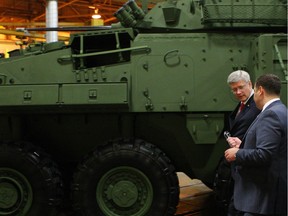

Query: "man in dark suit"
left=225, top=74, right=287, bottom=216
left=227, top=70, right=261, bottom=140
left=214, top=70, right=261, bottom=215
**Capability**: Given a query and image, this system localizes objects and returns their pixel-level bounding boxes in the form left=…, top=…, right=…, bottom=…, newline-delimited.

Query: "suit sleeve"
left=236, top=110, right=283, bottom=166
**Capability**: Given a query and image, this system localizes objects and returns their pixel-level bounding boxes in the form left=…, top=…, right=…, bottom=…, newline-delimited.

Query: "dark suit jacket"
left=229, top=95, right=261, bottom=140
left=233, top=100, right=287, bottom=215
left=213, top=95, right=260, bottom=212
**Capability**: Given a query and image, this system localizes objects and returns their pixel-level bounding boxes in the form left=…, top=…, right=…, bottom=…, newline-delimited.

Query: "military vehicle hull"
left=0, top=0, right=287, bottom=215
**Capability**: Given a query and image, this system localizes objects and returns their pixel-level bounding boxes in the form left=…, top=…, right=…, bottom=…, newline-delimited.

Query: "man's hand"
left=225, top=147, right=239, bottom=162
left=226, top=137, right=241, bottom=148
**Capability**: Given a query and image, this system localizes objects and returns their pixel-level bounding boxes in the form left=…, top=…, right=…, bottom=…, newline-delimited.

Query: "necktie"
left=239, top=102, right=245, bottom=112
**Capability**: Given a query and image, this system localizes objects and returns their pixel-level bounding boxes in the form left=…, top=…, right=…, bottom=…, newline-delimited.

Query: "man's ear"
left=258, top=86, right=264, bottom=95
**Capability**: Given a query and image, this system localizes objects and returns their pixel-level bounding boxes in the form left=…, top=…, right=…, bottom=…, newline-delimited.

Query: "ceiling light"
left=92, top=14, right=101, bottom=19
left=92, top=9, right=101, bottom=19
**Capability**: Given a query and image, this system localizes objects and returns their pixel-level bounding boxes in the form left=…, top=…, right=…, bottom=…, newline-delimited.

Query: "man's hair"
left=227, top=70, right=250, bottom=84
left=255, top=74, right=281, bottom=95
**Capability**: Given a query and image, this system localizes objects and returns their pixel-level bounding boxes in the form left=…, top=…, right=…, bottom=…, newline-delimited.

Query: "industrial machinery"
left=0, top=0, right=286, bottom=215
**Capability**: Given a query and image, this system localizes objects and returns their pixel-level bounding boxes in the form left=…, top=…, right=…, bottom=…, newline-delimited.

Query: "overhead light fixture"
left=92, top=8, right=101, bottom=19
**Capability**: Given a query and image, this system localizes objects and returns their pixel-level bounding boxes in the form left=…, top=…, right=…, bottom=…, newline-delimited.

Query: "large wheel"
left=0, top=141, right=63, bottom=216
left=72, top=139, right=179, bottom=216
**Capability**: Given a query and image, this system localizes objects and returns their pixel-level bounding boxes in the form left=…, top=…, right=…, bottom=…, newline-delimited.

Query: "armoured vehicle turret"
left=0, top=0, right=287, bottom=215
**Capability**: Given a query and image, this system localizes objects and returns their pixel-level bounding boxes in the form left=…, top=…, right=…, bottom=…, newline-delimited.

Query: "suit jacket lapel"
left=230, top=96, right=254, bottom=129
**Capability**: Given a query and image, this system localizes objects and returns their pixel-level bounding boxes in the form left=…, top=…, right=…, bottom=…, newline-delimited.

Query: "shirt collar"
left=242, top=89, right=254, bottom=105
left=262, top=98, right=280, bottom=112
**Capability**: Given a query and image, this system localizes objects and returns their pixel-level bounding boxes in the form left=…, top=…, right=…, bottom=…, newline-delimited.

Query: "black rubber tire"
left=72, top=138, right=179, bottom=216
left=0, top=141, right=63, bottom=216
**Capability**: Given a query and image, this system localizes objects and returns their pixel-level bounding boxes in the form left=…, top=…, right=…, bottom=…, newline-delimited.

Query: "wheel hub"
left=0, top=168, right=32, bottom=215
left=0, top=182, right=19, bottom=209
left=97, top=166, right=153, bottom=216
left=109, top=180, right=138, bottom=207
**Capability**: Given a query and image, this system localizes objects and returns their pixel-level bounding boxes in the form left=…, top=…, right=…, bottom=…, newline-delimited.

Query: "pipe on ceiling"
left=46, top=0, right=58, bottom=43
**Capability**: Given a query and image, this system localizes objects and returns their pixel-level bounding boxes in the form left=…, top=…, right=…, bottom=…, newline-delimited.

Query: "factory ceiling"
left=0, top=0, right=159, bottom=42
left=0, top=0, right=148, bottom=28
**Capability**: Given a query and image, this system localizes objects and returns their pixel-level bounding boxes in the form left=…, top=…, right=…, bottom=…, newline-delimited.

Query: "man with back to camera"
left=225, top=74, right=287, bottom=216
left=214, top=70, right=261, bottom=215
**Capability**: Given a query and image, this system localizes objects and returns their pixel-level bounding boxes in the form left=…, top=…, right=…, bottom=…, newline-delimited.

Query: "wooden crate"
left=176, top=172, right=215, bottom=216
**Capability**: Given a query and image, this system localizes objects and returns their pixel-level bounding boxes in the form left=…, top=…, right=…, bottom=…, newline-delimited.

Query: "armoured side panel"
left=131, top=33, right=255, bottom=112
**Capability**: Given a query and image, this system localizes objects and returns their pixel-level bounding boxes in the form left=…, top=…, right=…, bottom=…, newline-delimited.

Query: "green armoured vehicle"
left=0, top=0, right=287, bottom=215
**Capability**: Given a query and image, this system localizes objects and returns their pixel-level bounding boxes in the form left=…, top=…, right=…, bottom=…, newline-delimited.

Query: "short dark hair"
left=255, top=74, right=281, bottom=95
